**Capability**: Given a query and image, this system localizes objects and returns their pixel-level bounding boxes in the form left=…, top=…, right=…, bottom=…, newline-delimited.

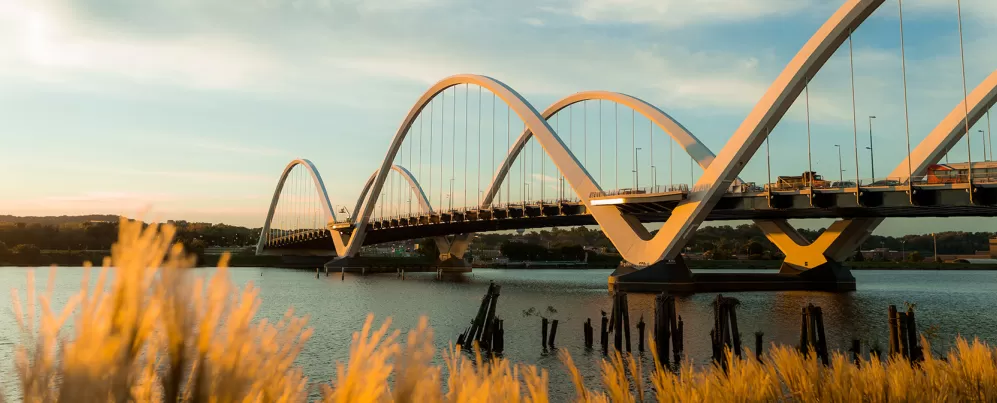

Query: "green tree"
left=12, top=244, right=41, bottom=259
left=416, top=238, right=439, bottom=260
left=907, top=251, right=924, bottom=263
left=853, top=250, right=865, bottom=262
left=0, top=240, right=8, bottom=256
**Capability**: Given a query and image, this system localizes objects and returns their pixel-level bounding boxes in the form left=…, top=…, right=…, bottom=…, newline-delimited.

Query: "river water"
left=1, top=267, right=995, bottom=398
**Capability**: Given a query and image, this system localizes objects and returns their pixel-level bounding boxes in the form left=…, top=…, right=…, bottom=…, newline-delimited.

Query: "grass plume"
left=4, top=218, right=997, bottom=401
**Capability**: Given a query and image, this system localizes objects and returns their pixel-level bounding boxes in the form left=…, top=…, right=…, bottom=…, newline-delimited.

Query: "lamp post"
left=633, top=147, right=642, bottom=191
left=979, top=130, right=988, bottom=162
left=867, top=115, right=877, bottom=180
left=834, top=144, right=844, bottom=183
left=932, top=232, right=938, bottom=263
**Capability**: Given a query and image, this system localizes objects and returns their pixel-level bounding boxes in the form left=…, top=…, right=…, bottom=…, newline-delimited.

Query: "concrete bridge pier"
left=608, top=255, right=856, bottom=293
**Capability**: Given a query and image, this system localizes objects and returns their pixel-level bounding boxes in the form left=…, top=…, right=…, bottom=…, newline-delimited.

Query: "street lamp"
left=867, top=115, right=877, bottom=180
left=633, top=147, right=643, bottom=190
left=979, top=129, right=988, bottom=162
left=932, top=232, right=938, bottom=263
left=834, top=144, right=844, bottom=183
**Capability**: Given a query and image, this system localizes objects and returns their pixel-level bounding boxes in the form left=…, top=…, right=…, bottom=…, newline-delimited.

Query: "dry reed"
left=4, top=219, right=996, bottom=402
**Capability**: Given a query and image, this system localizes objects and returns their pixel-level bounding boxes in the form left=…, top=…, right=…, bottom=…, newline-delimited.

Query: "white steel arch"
left=329, top=0, right=885, bottom=267
left=481, top=90, right=726, bottom=208
left=761, top=70, right=997, bottom=270
left=330, top=74, right=599, bottom=258
left=257, top=159, right=336, bottom=254
left=354, top=164, right=472, bottom=258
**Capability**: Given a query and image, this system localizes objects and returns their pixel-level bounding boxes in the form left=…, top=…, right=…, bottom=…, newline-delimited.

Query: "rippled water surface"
left=2, top=267, right=996, bottom=398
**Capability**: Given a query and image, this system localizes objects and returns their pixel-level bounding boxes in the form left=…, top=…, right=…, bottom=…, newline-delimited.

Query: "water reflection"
left=1, top=267, right=995, bottom=397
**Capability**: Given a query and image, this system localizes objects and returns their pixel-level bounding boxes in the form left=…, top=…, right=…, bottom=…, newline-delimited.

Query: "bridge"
left=255, top=0, right=997, bottom=292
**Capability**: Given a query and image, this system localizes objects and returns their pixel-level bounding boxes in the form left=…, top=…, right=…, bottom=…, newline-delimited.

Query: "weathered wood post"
left=541, top=317, right=549, bottom=350
left=799, top=307, right=810, bottom=354
left=675, top=315, right=684, bottom=362
left=813, top=305, right=828, bottom=365
left=729, top=299, right=742, bottom=358
left=584, top=319, right=594, bottom=349
left=851, top=339, right=861, bottom=364
left=622, top=293, right=632, bottom=353
left=905, top=307, right=922, bottom=362
left=325, top=267, right=329, bottom=277
left=653, top=293, right=670, bottom=362
left=316, top=267, right=320, bottom=279
left=548, top=319, right=559, bottom=349
left=612, top=293, right=623, bottom=352
left=888, top=305, right=900, bottom=357
left=494, top=319, right=505, bottom=354
left=600, top=311, right=609, bottom=355
left=755, top=332, right=764, bottom=362
left=341, top=267, right=345, bottom=281
left=637, top=315, right=645, bottom=352
left=898, top=311, right=910, bottom=359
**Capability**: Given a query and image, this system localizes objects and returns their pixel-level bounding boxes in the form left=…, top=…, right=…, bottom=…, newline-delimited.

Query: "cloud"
left=121, top=170, right=274, bottom=182
left=549, top=0, right=817, bottom=28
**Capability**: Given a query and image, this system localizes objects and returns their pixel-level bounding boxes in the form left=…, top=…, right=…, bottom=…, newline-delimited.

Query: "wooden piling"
left=548, top=319, right=559, bottom=349
left=541, top=317, right=549, bottom=350
left=675, top=316, right=684, bottom=362
left=905, top=307, right=922, bottom=362
left=813, top=306, right=828, bottom=365
left=653, top=293, right=670, bottom=362
left=898, top=311, right=910, bottom=359
left=755, top=332, right=763, bottom=361
left=888, top=305, right=900, bottom=357
left=600, top=311, right=609, bottom=355
left=622, top=293, right=632, bottom=353
left=584, top=319, right=594, bottom=349
left=799, top=307, right=809, bottom=354
left=341, top=267, right=345, bottom=281
left=316, top=268, right=319, bottom=279
left=493, top=319, right=505, bottom=354
left=637, top=316, right=645, bottom=352
left=851, top=339, right=861, bottom=364
left=325, top=267, right=329, bottom=277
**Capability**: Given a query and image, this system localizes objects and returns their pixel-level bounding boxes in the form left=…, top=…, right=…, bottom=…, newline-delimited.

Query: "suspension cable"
left=898, top=0, right=914, bottom=183
left=957, top=0, right=973, bottom=183
left=805, top=78, right=813, bottom=186
left=477, top=86, right=482, bottom=207
left=464, top=84, right=469, bottom=209
left=848, top=31, right=861, bottom=186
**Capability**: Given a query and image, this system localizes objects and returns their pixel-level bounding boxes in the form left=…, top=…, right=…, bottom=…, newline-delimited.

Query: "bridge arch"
left=481, top=91, right=725, bottom=208
left=335, top=74, right=599, bottom=258
left=328, top=0, right=888, bottom=268
left=257, top=158, right=336, bottom=254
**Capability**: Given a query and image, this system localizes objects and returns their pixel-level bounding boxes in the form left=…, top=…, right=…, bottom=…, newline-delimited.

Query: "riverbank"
left=4, top=252, right=996, bottom=271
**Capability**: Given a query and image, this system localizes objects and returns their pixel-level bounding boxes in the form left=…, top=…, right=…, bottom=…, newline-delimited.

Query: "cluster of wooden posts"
left=578, top=292, right=685, bottom=362
left=709, top=294, right=742, bottom=369
left=457, top=282, right=504, bottom=354
left=454, top=283, right=927, bottom=367
left=888, top=304, right=923, bottom=362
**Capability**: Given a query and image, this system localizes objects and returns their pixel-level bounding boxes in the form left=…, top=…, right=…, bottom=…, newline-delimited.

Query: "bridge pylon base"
left=609, top=256, right=856, bottom=293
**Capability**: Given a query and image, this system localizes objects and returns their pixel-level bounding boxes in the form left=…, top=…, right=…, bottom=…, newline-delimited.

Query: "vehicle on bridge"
left=765, top=171, right=829, bottom=190
left=926, top=162, right=997, bottom=184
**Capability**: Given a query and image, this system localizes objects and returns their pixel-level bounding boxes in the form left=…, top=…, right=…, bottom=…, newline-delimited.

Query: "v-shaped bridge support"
left=760, top=70, right=997, bottom=272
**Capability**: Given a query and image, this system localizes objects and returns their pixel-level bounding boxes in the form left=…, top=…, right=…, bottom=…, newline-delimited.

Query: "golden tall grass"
left=5, top=219, right=997, bottom=402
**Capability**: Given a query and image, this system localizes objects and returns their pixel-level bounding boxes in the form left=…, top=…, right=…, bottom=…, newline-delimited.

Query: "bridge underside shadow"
left=608, top=256, right=856, bottom=293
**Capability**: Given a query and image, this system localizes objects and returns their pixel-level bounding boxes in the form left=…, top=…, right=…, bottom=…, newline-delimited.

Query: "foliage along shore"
left=4, top=218, right=997, bottom=402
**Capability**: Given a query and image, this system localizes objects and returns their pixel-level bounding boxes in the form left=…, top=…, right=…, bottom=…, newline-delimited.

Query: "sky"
left=0, top=0, right=995, bottom=236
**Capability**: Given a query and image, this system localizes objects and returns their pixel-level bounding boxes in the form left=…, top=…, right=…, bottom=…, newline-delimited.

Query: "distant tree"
left=12, top=244, right=41, bottom=259
left=853, top=250, right=865, bottom=262
left=500, top=241, right=547, bottom=261
left=0, top=240, right=7, bottom=256
left=416, top=238, right=439, bottom=260
left=907, top=251, right=924, bottom=263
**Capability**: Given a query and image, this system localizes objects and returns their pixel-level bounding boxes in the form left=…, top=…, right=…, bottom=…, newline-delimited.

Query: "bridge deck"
left=267, top=185, right=997, bottom=249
